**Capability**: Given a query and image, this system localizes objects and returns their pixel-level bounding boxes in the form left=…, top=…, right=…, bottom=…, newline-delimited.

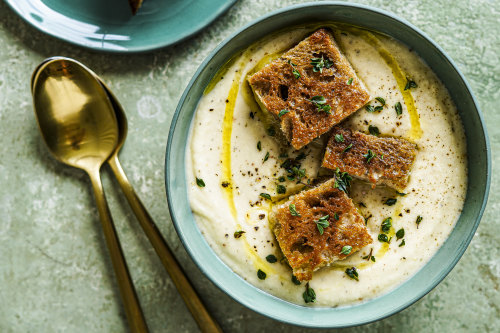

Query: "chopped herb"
left=257, top=141, right=262, bottom=151
left=378, top=234, right=389, bottom=243
left=195, top=178, right=205, bottom=187
left=289, top=204, right=300, bottom=217
left=311, top=55, right=333, bottom=73
left=416, top=215, right=423, bottom=228
left=266, top=126, right=276, bottom=136
left=309, top=95, right=326, bottom=103
left=333, top=168, right=351, bottom=191
left=335, top=134, right=345, bottom=142
left=303, top=283, right=316, bottom=303
left=315, top=215, right=330, bottom=235
left=404, top=78, right=418, bottom=90
left=381, top=217, right=392, bottom=233
left=399, top=239, right=406, bottom=247
left=278, top=109, right=290, bottom=117
left=396, top=228, right=405, bottom=240
left=234, top=230, right=245, bottom=238
left=362, top=249, right=375, bottom=262
left=365, top=105, right=375, bottom=113
left=309, top=95, right=332, bottom=114
left=257, top=269, right=267, bottom=280
left=380, top=154, right=384, bottom=160
left=375, top=97, right=386, bottom=106
left=266, top=254, right=278, bottom=263
left=333, top=168, right=352, bottom=193
left=263, top=152, right=270, bottom=162
left=368, top=125, right=380, bottom=136
left=374, top=106, right=384, bottom=112
left=345, top=267, right=359, bottom=281
left=296, top=152, right=306, bottom=160
left=341, top=245, right=352, bottom=255
left=296, top=167, right=306, bottom=179
left=288, top=60, right=301, bottom=79
left=333, top=212, right=340, bottom=220
left=278, top=152, right=289, bottom=158
left=342, top=143, right=353, bottom=153
left=280, top=154, right=307, bottom=182
left=347, top=78, right=353, bottom=85
left=384, top=198, right=397, bottom=206
left=259, top=193, right=271, bottom=200
left=396, top=191, right=407, bottom=196
left=276, top=184, right=286, bottom=194
left=395, top=102, right=403, bottom=116
left=359, top=202, right=367, bottom=208
left=364, top=149, right=376, bottom=163
left=292, top=275, right=301, bottom=285
left=278, top=176, right=286, bottom=182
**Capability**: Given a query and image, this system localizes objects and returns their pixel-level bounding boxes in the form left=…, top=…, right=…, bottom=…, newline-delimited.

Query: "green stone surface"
left=0, top=0, right=498, bottom=332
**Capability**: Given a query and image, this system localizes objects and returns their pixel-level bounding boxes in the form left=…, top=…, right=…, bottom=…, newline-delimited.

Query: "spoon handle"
left=108, top=155, right=223, bottom=333
left=88, top=168, right=149, bottom=333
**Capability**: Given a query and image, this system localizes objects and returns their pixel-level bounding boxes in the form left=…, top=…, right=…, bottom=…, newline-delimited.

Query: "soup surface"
left=186, top=25, right=467, bottom=306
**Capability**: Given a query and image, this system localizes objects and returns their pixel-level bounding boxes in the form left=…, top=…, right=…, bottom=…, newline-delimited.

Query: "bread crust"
left=248, top=29, right=370, bottom=150
left=270, top=178, right=372, bottom=281
left=322, top=127, right=417, bottom=191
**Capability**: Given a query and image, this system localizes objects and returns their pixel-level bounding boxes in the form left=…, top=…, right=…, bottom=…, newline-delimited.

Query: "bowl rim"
left=166, top=1, right=491, bottom=327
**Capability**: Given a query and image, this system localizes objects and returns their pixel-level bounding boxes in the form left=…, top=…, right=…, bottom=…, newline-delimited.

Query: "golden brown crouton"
left=248, top=28, right=370, bottom=150
left=322, top=127, right=417, bottom=191
left=269, top=178, right=372, bottom=281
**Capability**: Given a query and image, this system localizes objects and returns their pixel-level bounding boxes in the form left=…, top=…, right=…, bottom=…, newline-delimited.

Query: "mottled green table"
left=0, top=0, right=498, bottom=332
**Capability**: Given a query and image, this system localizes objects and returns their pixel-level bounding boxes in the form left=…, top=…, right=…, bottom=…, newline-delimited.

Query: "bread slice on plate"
left=269, top=178, right=372, bottom=281
left=322, top=126, right=417, bottom=191
left=248, top=28, right=370, bottom=150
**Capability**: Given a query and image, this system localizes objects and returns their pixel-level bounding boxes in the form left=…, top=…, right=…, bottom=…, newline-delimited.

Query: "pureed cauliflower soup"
left=186, top=24, right=467, bottom=306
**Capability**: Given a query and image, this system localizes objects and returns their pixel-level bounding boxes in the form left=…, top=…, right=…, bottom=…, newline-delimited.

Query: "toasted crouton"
left=248, top=29, right=370, bottom=150
left=322, top=127, right=417, bottom=191
left=269, top=178, right=372, bottom=281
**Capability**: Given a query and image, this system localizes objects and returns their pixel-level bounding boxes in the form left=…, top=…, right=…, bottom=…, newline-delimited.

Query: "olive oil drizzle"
left=357, top=31, right=423, bottom=140
left=219, top=51, right=276, bottom=273
left=373, top=200, right=403, bottom=261
left=221, top=64, right=242, bottom=220
left=204, top=51, right=241, bottom=95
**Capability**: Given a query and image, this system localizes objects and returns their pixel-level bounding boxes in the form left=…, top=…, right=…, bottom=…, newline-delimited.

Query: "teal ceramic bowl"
left=166, top=2, right=490, bottom=327
left=5, top=0, right=236, bottom=52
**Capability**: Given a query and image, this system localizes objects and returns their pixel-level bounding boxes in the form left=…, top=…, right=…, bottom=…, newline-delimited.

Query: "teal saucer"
left=5, top=0, right=237, bottom=52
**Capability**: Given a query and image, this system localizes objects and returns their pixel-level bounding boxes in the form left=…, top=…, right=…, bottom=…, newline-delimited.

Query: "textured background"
left=0, top=0, right=498, bottom=332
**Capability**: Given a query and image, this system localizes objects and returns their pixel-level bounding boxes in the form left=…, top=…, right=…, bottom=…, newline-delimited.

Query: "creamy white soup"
left=186, top=25, right=467, bottom=307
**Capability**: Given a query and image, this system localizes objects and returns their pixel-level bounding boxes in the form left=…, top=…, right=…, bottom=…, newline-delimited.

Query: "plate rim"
left=4, top=0, right=238, bottom=53
left=165, top=1, right=491, bottom=328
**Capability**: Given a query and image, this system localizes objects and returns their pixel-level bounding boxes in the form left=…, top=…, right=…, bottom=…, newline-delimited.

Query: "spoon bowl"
left=32, top=59, right=118, bottom=170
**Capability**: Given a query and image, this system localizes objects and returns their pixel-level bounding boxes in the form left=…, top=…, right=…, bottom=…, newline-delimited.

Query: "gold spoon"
left=95, top=74, right=223, bottom=333
left=32, top=57, right=223, bottom=332
left=31, top=58, right=149, bottom=333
